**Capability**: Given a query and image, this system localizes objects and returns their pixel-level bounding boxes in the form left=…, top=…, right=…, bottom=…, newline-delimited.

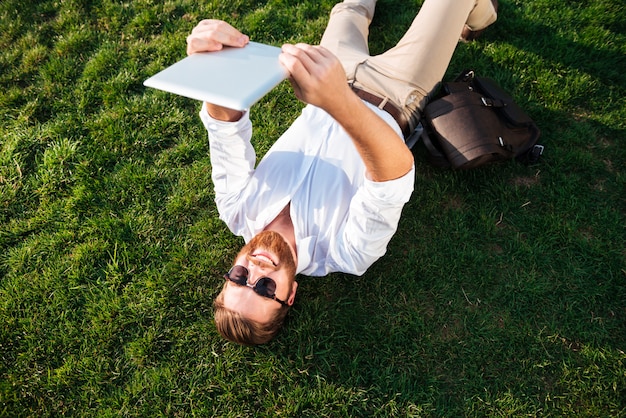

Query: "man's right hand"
left=187, top=20, right=249, bottom=121
left=186, top=19, right=249, bottom=55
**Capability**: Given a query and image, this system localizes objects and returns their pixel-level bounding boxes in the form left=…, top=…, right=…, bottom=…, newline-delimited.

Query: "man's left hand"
left=279, top=43, right=352, bottom=114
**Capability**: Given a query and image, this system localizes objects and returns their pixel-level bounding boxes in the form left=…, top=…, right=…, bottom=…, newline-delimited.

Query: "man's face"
left=222, top=231, right=298, bottom=324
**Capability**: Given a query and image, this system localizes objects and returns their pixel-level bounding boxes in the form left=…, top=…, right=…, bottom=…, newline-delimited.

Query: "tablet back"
left=144, top=42, right=288, bottom=110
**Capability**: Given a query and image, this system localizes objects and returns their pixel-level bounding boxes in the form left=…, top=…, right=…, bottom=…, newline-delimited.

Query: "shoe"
left=460, top=0, right=498, bottom=42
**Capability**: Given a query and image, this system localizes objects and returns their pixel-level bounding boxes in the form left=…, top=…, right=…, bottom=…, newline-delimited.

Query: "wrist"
left=326, top=88, right=366, bottom=125
left=205, top=103, right=244, bottom=122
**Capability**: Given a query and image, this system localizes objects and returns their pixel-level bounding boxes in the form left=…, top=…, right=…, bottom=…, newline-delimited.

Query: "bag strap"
left=420, top=128, right=450, bottom=168
left=454, top=69, right=476, bottom=83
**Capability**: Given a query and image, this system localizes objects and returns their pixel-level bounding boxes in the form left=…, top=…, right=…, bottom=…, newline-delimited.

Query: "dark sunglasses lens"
left=228, top=265, right=248, bottom=284
left=254, top=277, right=277, bottom=297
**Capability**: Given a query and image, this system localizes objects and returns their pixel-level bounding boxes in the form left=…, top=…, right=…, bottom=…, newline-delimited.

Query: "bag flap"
left=424, top=91, right=485, bottom=119
left=473, top=77, right=513, bottom=101
left=473, top=77, right=535, bottom=126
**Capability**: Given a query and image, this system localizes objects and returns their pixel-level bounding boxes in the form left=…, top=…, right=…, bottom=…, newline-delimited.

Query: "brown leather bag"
left=420, top=70, right=543, bottom=169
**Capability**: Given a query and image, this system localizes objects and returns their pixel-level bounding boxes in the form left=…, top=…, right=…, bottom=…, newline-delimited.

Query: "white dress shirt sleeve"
left=332, top=165, right=415, bottom=276
left=199, top=105, right=256, bottom=238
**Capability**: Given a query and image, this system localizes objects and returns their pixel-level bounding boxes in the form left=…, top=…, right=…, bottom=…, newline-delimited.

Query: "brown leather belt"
left=351, top=86, right=410, bottom=138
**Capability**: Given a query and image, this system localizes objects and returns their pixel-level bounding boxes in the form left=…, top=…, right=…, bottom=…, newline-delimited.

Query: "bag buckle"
left=455, top=69, right=475, bottom=83
left=519, top=144, right=545, bottom=164
left=528, top=144, right=544, bottom=162
left=482, top=97, right=507, bottom=108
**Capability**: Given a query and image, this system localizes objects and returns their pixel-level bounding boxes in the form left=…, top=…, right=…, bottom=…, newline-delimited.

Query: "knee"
left=330, top=0, right=376, bottom=21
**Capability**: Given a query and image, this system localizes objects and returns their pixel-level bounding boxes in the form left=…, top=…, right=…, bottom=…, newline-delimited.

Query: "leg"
left=320, top=0, right=377, bottom=77
left=352, top=0, right=497, bottom=131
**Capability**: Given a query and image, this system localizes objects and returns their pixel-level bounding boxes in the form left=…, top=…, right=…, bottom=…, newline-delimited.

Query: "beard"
left=236, top=231, right=297, bottom=278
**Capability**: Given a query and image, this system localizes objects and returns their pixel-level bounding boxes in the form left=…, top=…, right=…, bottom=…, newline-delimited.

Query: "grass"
left=1, top=0, right=625, bottom=416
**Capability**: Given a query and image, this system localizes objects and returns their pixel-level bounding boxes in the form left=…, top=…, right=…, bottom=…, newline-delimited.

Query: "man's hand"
left=186, top=19, right=249, bottom=55
left=278, top=43, right=352, bottom=114
left=279, top=43, right=413, bottom=182
left=187, top=19, right=249, bottom=121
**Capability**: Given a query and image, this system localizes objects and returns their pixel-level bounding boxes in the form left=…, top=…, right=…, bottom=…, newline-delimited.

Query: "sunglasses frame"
left=224, top=265, right=288, bottom=307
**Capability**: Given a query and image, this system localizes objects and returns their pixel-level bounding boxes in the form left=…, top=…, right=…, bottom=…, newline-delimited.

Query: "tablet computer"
left=144, top=42, right=289, bottom=110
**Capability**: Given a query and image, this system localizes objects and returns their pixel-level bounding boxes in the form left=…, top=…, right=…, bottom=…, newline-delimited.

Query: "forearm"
left=205, top=103, right=244, bottom=122
left=277, top=43, right=414, bottom=181
left=327, top=90, right=414, bottom=182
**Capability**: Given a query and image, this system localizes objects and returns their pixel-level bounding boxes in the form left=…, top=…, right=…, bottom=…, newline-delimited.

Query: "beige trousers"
left=320, top=0, right=497, bottom=133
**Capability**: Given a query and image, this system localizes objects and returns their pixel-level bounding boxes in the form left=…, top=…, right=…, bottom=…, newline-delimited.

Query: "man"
left=186, top=0, right=497, bottom=345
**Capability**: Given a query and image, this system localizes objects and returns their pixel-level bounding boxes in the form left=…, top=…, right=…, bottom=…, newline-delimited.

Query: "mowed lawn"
left=1, top=0, right=625, bottom=416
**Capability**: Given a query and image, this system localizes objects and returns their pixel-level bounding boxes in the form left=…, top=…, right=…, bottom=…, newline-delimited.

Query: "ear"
left=287, top=281, right=298, bottom=306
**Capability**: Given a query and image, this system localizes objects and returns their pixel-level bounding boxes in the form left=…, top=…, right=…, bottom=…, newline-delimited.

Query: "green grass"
left=1, top=0, right=625, bottom=416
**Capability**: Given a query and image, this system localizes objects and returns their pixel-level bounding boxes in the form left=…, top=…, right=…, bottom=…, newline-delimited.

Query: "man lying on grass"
left=186, top=0, right=497, bottom=345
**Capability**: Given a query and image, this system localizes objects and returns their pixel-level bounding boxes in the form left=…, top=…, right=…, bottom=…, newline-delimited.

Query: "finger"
left=187, top=33, right=249, bottom=55
left=310, top=45, right=335, bottom=59
left=186, top=36, right=223, bottom=55
left=278, top=51, right=308, bottom=100
left=280, top=44, right=320, bottom=74
left=188, top=20, right=249, bottom=53
left=278, top=46, right=309, bottom=80
left=195, top=28, right=249, bottom=48
left=291, top=44, right=339, bottom=79
left=192, top=19, right=242, bottom=39
left=287, top=44, right=324, bottom=64
left=293, top=44, right=335, bottom=60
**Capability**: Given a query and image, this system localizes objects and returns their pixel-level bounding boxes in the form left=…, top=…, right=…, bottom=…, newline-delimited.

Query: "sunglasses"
left=224, top=265, right=288, bottom=306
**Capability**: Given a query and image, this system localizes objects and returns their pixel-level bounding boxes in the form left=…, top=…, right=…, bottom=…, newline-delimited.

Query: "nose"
left=246, top=264, right=271, bottom=285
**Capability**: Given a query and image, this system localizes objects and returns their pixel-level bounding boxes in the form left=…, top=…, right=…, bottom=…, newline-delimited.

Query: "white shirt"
left=200, top=102, right=415, bottom=276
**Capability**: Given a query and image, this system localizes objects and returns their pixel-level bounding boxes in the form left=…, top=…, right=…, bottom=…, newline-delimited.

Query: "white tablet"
left=144, top=42, right=289, bottom=110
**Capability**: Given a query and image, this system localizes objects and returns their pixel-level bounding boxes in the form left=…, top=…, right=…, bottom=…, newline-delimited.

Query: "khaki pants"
left=320, top=0, right=497, bottom=133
